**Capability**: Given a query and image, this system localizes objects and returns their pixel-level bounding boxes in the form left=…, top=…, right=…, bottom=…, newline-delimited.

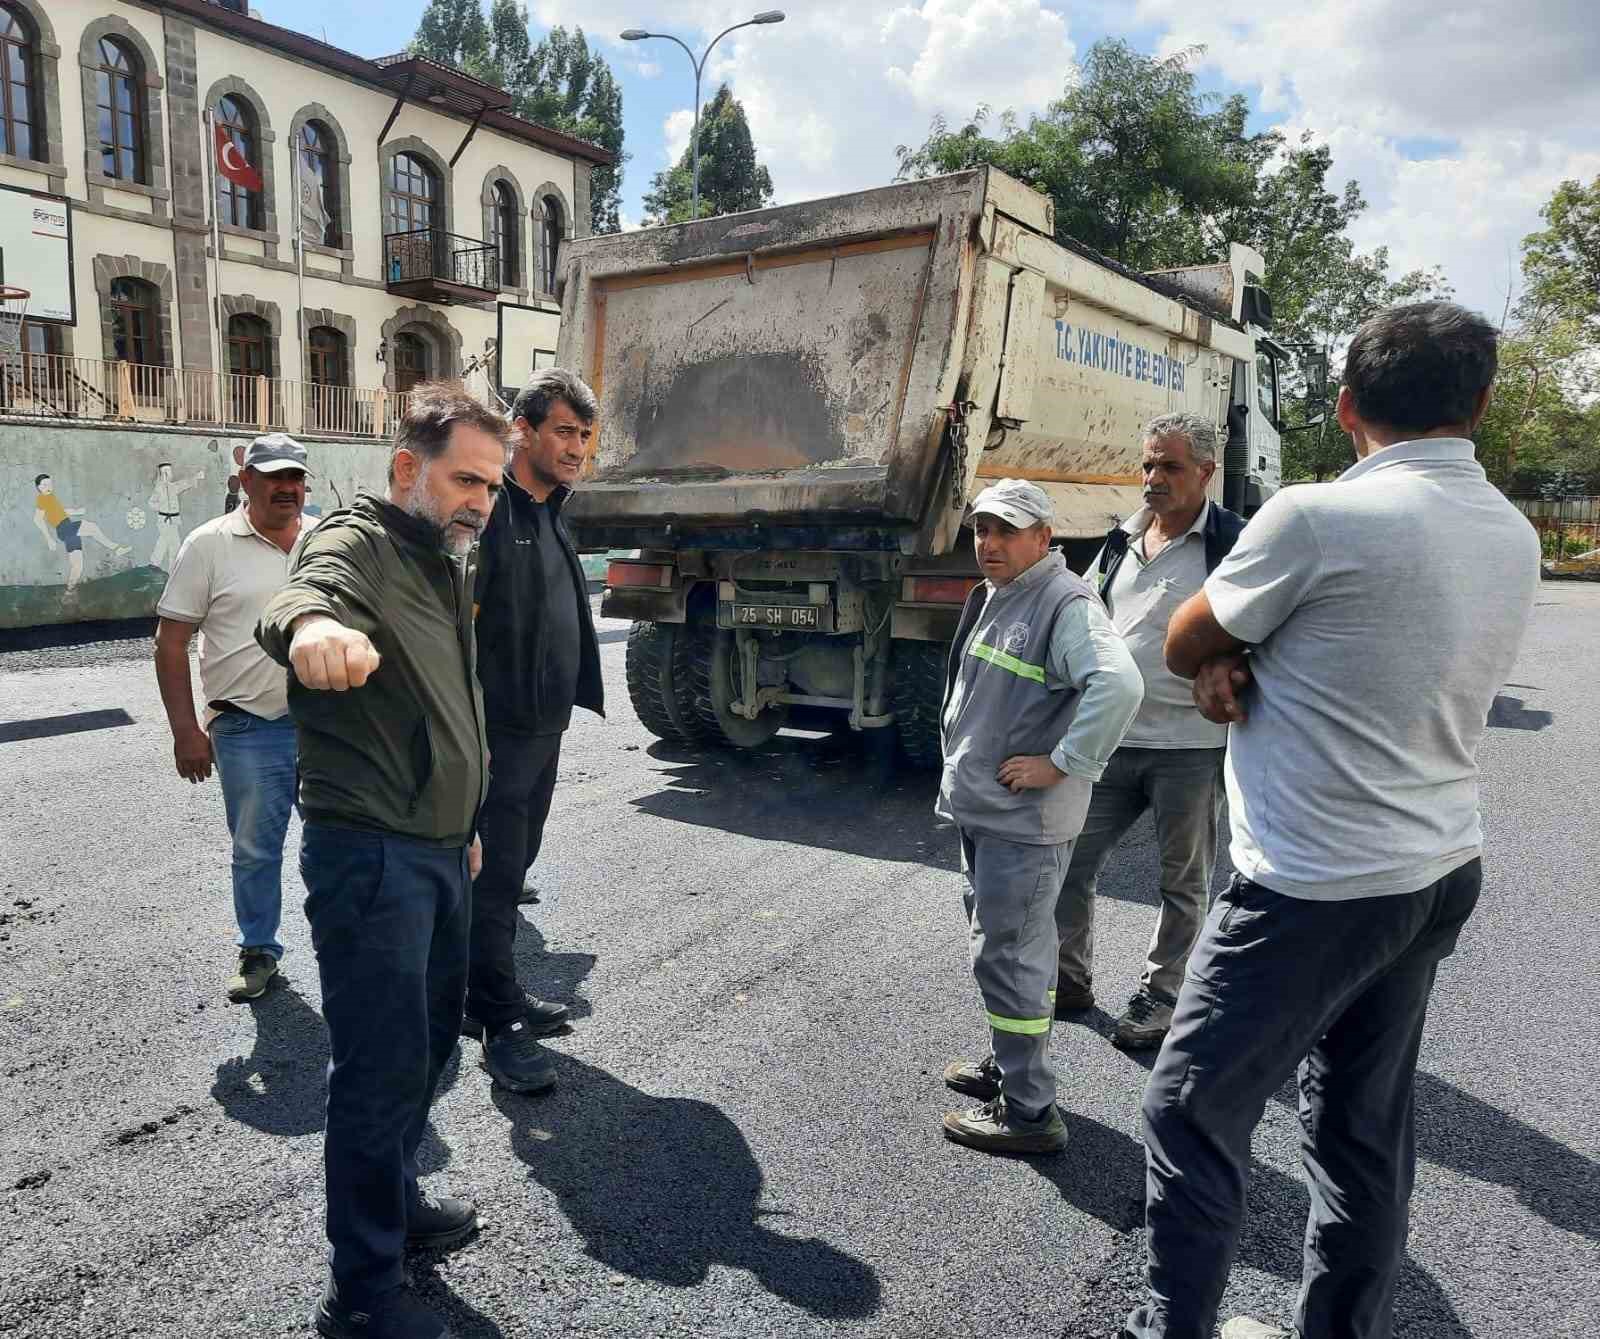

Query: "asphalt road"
left=1, top=583, right=1596, bottom=1339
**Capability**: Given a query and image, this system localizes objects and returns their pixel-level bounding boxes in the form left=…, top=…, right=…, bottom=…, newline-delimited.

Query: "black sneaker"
left=460, top=995, right=569, bottom=1041
left=314, top=1284, right=448, bottom=1339
left=481, top=1017, right=558, bottom=1094
left=406, top=1188, right=479, bottom=1250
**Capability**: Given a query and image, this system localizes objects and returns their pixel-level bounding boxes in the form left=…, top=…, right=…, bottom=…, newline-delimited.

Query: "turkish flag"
left=214, top=122, right=262, bottom=192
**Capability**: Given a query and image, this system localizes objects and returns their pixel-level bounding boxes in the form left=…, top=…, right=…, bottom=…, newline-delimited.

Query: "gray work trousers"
left=1056, top=746, right=1224, bottom=1001
left=959, top=829, right=1073, bottom=1119
left=1124, top=860, right=1482, bottom=1339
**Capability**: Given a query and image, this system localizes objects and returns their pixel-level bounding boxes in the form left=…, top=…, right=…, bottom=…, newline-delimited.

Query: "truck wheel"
left=624, top=621, right=707, bottom=745
left=689, top=629, right=789, bottom=748
left=892, top=638, right=947, bottom=769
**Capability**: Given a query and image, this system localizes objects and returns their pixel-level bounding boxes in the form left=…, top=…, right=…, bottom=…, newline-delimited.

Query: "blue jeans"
left=209, top=709, right=298, bottom=959
left=301, top=822, right=471, bottom=1305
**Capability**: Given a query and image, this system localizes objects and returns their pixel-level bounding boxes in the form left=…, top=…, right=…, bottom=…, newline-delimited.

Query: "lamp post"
left=622, top=11, right=784, bottom=220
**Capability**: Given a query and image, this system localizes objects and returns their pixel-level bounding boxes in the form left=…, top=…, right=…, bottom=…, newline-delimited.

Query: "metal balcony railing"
left=384, top=228, right=501, bottom=299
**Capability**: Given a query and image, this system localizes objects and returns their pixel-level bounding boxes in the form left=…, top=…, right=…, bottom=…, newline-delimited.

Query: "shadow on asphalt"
left=1487, top=693, right=1554, bottom=730
left=411, top=1256, right=507, bottom=1339
left=633, top=733, right=953, bottom=869
left=210, top=974, right=458, bottom=1177
left=491, top=1053, right=883, bottom=1319
left=510, top=923, right=596, bottom=1026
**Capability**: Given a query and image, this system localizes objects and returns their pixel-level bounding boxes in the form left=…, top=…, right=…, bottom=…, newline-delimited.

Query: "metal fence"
left=1509, top=494, right=1600, bottom=560
left=0, top=353, right=412, bottom=441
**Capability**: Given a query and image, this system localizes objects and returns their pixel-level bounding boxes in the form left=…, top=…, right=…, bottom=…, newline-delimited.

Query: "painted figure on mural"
left=149, top=461, right=207, bottom=569
left=32, top=474, right=132, bottom=596
left=224, top=442, right=245, bottom=515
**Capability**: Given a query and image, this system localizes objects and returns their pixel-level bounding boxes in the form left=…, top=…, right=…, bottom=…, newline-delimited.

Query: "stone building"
left=0, top=0, right=610, bottom=422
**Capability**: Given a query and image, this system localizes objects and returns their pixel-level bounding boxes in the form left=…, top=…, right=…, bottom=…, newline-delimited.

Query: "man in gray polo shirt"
left=1121, top=302, right=1540, bottom=1339
left=155, top=433, right=312, bottom=1003
left=1056, top=413, right=1245, bottom=1048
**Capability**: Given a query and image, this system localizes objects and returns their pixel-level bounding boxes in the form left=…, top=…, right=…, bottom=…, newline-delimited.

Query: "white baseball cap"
left=969, top=478, right=1054, bottom=529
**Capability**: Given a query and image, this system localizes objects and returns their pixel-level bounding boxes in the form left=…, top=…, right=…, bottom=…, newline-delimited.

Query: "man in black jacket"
left=1054, top=412, right=1247, bottom=1049
left=465, top=367, right=605, bottom=1093
left=257, top=383, right=508, bottom=1339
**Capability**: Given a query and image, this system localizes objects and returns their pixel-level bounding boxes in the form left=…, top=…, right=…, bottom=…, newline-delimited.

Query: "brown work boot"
left=226, top=949, right=278, bottom=1003
left=942, top=1097, right=1068, bottom=1156
left=1113, top=989, right=1174, bottom=1049
left=942, top=1054, right=1001, bottom=1100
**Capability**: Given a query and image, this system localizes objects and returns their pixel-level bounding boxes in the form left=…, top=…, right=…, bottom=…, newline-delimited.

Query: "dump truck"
left=557, top=167, right=1304, bottom=764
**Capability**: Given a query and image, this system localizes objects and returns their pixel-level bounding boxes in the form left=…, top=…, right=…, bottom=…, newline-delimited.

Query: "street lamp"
left=622, top=11, right=785, bottom=220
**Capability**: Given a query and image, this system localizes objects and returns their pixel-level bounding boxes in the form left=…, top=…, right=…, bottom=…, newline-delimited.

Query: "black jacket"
left=473, top=473, right=604, bottom=734
left=256, top=494, right=487, bottom=846
left=1095, top=501, right=1247, bottom=608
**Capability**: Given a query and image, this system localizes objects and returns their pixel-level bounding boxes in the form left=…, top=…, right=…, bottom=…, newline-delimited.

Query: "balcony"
left=384, top=229, right=501, bottom=304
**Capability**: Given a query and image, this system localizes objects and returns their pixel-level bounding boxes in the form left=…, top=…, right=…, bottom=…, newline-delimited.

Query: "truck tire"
left=624, top=621, right=707, bottom=745
left=689, top=628, right=789, bottom=748
left=891, top=638, right=948, bottom=769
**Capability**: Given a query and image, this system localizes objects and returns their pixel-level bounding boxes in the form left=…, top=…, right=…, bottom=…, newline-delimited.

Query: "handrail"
left=0, top=353, right=411, bottom=440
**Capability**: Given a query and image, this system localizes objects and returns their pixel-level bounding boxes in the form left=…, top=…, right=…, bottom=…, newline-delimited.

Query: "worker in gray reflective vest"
left=936, top=478, right=1144, bottom=1156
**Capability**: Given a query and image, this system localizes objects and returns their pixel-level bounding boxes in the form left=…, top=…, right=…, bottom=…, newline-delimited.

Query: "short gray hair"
left=511, top=367, right=598, bottom=429
left=1142, top=412, right=1218, bottom=464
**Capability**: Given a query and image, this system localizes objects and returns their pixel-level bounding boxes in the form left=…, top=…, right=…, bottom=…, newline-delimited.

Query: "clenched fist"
left=288, top=615, right=381, bottom=691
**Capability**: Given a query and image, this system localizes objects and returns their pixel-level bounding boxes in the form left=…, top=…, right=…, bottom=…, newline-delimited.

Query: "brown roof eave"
left=148, top=0, right=615, bottom=165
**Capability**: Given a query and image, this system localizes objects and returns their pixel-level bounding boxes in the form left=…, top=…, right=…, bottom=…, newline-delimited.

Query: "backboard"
left=495, top=301, right=561, bottom=400
left=0, top=185, right=73, bottom=324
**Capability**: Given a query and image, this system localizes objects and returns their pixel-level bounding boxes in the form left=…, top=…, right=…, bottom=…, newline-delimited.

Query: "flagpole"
left=203, top=109, right=223, bottom=420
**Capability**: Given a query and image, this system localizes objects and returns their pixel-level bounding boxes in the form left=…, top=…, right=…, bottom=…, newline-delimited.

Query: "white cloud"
left=662, top=107, right=695, bottom=166
left=530, top=0, right=1078, bottom=203
left=1132, top=0, right=1600, bottom=318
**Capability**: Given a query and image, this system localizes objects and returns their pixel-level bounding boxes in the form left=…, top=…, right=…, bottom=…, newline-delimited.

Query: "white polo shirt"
left=1205, top=438, right=1540, bottom=900
left=1100, top=501, right=1227, bottom=750
left=157, top=507, right=313, bottom=722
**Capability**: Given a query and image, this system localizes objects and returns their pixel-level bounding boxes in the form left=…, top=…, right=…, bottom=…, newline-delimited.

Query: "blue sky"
left=262, top=0, right=1600, bottom=320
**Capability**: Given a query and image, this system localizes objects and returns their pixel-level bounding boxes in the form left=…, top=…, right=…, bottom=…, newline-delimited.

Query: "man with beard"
left=463, top=368, right=604, bottom=1094
left=154, top=432, right=314, bottom=1003
left=1054, top=413, right=1246, bottom=1048
left=256, top=383, right=507, bottom=1339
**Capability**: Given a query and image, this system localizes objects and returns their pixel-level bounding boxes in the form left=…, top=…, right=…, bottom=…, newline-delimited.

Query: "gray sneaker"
left=942, top=1097, right=1068, bottom=1156
left=1220, top=1320, right=1294, bottom=1339
left=226, top=949, right=278, bottom=1003
left=942, top=1054, right=1001, bottom=1100
left=1113, top=989, right=1174, bottom=1049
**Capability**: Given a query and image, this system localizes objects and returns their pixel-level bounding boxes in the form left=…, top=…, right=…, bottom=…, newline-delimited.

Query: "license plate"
left=732, top=603, right=819, bottom=629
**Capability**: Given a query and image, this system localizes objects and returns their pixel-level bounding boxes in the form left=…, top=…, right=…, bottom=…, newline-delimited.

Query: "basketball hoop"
left=0, top=284, right=30, bottom=356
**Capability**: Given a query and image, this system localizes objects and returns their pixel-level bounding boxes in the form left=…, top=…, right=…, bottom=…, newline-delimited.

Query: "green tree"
left=410, top=1, right=626, bottom=234
left=1520, top=175, right=1600, bottom=323
left=642, top=85, right=774, bottom=225
left=896, top=40, right=1269, bottom=267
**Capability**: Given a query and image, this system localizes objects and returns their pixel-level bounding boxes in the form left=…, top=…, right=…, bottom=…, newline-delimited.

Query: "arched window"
left=392, top=330, right=430, bottom=395
left=227, top=313, right=270, bottom=378
left=538, top=194, right=563, bottom=294
left=299, top=120, right=340, bottom=247
left=386, top=152, right=436, bottom=235
left=0, top=4, right=37, bottom=161
left=108, top=277, right=158, bottom=364
left=308, top=325, right=346, bottom=386
left=95, top=37, right=144, bottom=183
left=215, top=94, right=261, bottom=229
left=491, top=180, right=518, bottom=287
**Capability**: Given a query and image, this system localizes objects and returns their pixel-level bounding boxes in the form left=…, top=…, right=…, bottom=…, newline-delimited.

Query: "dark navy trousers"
left=301, top=822, right=471, bottom=1305
left=1125, top=859, right=1482, bottom=1339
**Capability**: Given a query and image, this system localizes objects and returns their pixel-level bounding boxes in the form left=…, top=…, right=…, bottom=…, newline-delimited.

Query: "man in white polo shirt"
left=1120, top=302, right=1540, bottom=1339
left=154, top=433, right=312, bottom=1003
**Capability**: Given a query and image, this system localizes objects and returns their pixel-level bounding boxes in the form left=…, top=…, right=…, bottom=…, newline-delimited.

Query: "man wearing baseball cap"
left=154, top=432, right=314, bottom=1002
left=937, top=477, right=1143, bottom=1155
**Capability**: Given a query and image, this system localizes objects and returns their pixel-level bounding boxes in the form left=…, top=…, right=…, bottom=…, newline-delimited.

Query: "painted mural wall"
left=1, top=421, right=390, bottom=629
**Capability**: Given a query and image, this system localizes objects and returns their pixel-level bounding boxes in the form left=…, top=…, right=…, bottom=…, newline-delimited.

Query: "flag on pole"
left=214, top=122, right=262, bottom=192
left=298, top=150, right=328, bottom=246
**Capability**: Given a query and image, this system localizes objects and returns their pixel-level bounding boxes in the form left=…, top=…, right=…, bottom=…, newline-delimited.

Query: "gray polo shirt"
left=1100, top=501, right=1227, bottom=750
left=1205, top=437, right=1539, bottom=900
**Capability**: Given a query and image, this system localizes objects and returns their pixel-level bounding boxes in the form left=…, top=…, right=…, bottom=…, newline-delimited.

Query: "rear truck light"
left=902, top=575, right=981, bottom=604
left=608, top=561, right=673, bottom=589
